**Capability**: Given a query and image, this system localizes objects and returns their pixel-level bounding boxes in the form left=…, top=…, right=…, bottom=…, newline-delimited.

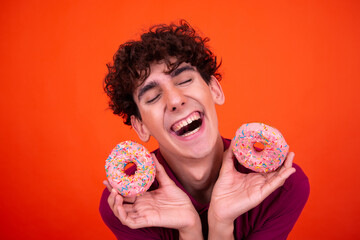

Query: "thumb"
left=103, top=179, right=113, bottom=192
left=220, top=138, right=236, bottom=174
left=152, top=153, right=175, bottom=187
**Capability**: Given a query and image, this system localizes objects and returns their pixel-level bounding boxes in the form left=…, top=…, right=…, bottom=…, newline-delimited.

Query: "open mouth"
left=171, top=112, right=203, bottom=137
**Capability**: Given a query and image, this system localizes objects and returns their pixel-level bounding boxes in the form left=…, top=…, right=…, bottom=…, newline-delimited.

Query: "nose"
left=165, top=87, right=186, bottom=112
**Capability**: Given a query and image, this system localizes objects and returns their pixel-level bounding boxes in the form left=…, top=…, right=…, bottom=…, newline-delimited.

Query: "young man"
left=99, top=20, right=310, bottom=240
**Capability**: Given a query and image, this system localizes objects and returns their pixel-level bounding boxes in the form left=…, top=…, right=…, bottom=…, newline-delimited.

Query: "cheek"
left=197, top=89, right=215, bottom=106
left=140, top=107, right=163, bottom=128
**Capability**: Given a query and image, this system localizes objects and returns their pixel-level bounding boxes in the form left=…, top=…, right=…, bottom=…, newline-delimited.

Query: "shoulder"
left=280, top=162, right=310, bottom=210
left=278, top=162, right=310, bottom=212
left=255, top=163, right=310, bottom=219
left=285, top=163, right=310, bottom=191
left=237, top=163, right=310, bottom=239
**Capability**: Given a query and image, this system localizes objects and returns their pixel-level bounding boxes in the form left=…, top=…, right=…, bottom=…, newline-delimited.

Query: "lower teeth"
left=182, top=127, right=200, bottom=137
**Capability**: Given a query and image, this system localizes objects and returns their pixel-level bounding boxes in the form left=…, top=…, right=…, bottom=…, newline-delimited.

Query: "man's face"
left=132, top=61, right=224, bottom=160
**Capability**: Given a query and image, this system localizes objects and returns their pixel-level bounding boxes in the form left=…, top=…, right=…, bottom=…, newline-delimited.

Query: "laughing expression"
left=131, top=61, right=224, bottom=161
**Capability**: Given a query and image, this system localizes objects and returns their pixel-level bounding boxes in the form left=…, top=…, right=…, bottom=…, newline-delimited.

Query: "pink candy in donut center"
left=124, top=162, right=137, bottom=176
left=253, top=142, right=266, bottom=152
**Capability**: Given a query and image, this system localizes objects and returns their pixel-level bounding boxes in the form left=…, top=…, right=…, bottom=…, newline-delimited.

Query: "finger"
left=108, top=190, right=122, bottom=217
left=284, top=152, right=295, bottom=169
left=262, top=164, right=296, bottom=197
left=110, top=192, right=125, bottom=219
left=103, top=180, right=112, bottom=192
left=115, top=196, right=129, bottom=223
left=120, top=212, right=149, bottom=229
left=280, top=167, right=296, bottom=181
left=220, top=138, right=236, bottom=173
left=123, top=204, right=137, bottom=213
left=276, top=152, right=296, bottom=178
left=123, top=196, right=137, bottom=204
left=116, top=201, right=149, bottom=229
left=115, top=193, right=123, bottom=207
left=107, top=188, right=118, bottom=210
left=152, top=153, right=174, bottom=186
left=270, top=167, right=296, bottom=191
left=127, top=211, right=141, bottom=219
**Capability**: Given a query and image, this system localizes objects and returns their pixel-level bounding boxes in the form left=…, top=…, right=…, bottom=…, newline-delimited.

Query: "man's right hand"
left=105, top=154, right=203, bottom=240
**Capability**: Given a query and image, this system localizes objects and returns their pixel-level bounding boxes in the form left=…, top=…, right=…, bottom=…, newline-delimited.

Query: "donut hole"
left=124, top=162, right=137, bottom=176
left=253, top=142, right=265, bottom=152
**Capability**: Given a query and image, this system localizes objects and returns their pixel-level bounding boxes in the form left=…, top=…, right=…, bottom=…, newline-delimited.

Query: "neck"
left=160, top=135, right=224, bottom=204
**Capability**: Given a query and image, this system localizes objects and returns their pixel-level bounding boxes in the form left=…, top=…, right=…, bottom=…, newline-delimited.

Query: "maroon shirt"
left=99, top=138, right=310, bottom=239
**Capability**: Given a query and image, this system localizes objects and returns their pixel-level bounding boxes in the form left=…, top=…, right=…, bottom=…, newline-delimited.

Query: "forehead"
left=136, top=61, right=196, bottom=87
left=148, top=61, right=173, bottom=75
left=150, top=60, right=194, bottom=75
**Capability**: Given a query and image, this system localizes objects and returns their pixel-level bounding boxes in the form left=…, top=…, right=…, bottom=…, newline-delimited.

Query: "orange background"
left=1, top=0, right=359, bottom=239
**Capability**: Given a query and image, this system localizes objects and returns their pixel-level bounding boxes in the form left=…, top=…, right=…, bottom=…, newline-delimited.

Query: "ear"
left=131, top=115, right=151, bottom=142
left=209, top=76, right=225, bottom=105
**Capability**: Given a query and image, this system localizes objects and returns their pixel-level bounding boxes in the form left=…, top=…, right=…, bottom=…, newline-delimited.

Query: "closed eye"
left=146, top=94, right=160, bottom=104
left=178, top=79, right=192, bottom=86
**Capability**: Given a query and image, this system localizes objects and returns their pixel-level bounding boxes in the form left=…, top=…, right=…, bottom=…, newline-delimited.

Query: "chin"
left=183, top=134, right=218, bottom=159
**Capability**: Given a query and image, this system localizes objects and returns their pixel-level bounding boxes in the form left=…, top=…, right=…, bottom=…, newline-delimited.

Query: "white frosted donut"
left=232, top=123, right=289, bottom=173
left=105, top=141, right=156, bottom=197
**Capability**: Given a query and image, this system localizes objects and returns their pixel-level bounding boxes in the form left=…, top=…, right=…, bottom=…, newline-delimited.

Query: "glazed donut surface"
left=105, top=141, right=155, bottom=197
left=233, top=123, right=289, bottom=173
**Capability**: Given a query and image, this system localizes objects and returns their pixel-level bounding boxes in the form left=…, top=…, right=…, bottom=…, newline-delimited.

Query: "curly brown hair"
left=104, top=20, right=222, bottom=125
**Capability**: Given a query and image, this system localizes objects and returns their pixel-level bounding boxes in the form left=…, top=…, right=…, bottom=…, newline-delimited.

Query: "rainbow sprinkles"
left=105, top=141, right=156, bottom=197
left=233, top=123, right=289, bottom=173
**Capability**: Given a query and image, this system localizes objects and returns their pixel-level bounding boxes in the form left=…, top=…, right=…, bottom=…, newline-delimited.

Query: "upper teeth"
left=172, top=112, right=201, bottom=132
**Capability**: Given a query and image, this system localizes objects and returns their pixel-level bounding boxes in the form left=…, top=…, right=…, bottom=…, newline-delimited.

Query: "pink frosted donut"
left=232, top=123, right=289, bottom=173
left=105, top=141, right=156, bottom=197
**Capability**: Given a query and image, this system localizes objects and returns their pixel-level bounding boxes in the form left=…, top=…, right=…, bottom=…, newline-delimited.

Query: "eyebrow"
left=137, top=81, right=159, bottom=101
left=170, top=65, right=196, bottom=77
